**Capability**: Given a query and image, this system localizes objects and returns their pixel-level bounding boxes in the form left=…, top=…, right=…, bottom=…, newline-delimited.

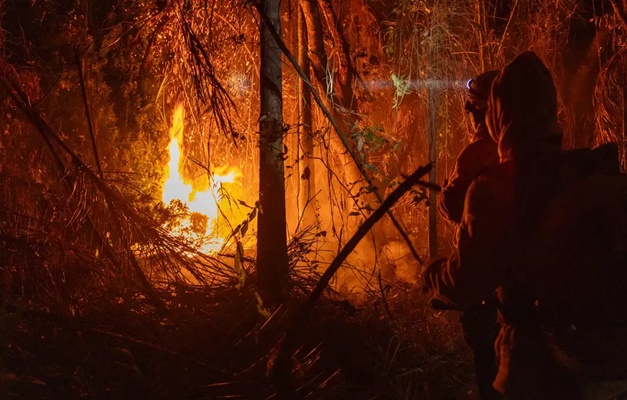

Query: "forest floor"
left=0, top=282, right=475, bottom=400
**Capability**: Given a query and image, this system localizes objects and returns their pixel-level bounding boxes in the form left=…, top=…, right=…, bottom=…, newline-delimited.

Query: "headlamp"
left=466, top=78, right=484, bottom=99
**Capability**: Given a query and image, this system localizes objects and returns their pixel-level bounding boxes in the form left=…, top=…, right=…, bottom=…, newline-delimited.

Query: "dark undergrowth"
left=0, top=169, right=473, bottom=399
left=0, top=281, right=473, bottom=400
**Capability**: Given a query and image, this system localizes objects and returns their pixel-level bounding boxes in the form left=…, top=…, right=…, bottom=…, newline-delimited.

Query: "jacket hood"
left=486, top=52, right=562, bottom=160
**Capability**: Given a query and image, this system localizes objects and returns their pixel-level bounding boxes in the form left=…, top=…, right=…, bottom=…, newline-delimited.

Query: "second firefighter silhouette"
left=439, top=70, right=500, bottom=224
left=438, top=70, right=502, bottom=400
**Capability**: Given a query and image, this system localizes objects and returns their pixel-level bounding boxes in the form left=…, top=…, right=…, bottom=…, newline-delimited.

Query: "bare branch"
left=272, top=163, right=433, bottom=396
left=610, top=0, right=627, bottom=32
left=75, top=51, right=104, bottom=178
left=176, top=1, right=237, bottom=141
left=0, top=63, right=166, bottom=312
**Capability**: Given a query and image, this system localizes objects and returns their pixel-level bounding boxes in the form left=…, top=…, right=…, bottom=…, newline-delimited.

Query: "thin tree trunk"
left=568, top=26, right=610, bottom=148
left=257, top=0, right=289, bottom=308
left=428, top=85, right=438, bottom=259
left=299, top=0, right=362, bottom=198
left=298, top=5, right=314, bottom=223
left=476, top=0, right=485, bottom=71
left=623, top=70, right=626, bottom=169
left=300, top=0, right=327, bottom=95
left=427, top=0, right=440, bottom=259
left=315, top=0, right=354, bottom=108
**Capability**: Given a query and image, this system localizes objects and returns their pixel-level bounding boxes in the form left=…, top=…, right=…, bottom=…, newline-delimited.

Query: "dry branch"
left=610, top=0, right=627, bottom=32
left=271, top=163, right=433, bottom=397
left=75, top=52, right=104, bottom=178
left=255, top=6, right=429, bottom=266
left=3, top=65, right=236, bottom=300
left=176, top=2, right=237, bottom=140
left=0, top=64, right=166, bottom=313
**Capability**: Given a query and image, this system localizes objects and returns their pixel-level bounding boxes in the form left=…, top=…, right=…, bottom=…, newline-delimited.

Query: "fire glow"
left=162, top=105, right=243, bottom=253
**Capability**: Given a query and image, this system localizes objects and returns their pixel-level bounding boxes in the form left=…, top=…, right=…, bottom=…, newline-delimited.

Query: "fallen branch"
left=255, top=6, right=427, bottom=266
left=271, top=163, right=433, bottom=397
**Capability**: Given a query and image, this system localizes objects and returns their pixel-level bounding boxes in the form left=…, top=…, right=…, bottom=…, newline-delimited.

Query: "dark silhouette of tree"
left=297, top=5, right=315, bottom=224
left=257, top=0, right=289, bottom=307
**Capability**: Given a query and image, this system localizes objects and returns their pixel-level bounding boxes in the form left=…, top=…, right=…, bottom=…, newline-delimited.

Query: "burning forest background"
left=0, top=0, right=626, bottom=398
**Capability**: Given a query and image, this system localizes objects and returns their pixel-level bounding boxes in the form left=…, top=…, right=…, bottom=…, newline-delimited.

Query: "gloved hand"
left=421, top=257, right=447, bottom=292
left=421, top=258, right=463, bottom=310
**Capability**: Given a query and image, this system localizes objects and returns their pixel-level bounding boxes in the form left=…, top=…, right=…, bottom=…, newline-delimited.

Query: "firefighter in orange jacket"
left=437, top=70, right=502, bottom=400
left=439, top=70, right=500, bottom=224
left=425, top=53, right=576, bottom=399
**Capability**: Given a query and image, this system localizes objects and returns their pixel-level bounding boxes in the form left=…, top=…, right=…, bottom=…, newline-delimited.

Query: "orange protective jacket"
left=425, top=52, right=580, bottom=399
left=426, top=52, right=627, bottom=399
left=439, top=128, right=498, bottom=225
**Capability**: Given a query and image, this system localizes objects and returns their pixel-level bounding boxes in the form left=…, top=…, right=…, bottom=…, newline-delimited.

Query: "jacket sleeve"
left=439, top=162, right=466, bottom=224
left=427, top=174, right=511, bottom=310
left=439, top=140, right=498, bottom=224
left=439, top=153, right=471, bottom=224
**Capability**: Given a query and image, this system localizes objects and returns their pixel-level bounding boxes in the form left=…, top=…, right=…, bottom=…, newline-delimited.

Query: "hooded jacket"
left=425, top=52, right=578, bottom=399
left=426, top=52, right=563, bottom=309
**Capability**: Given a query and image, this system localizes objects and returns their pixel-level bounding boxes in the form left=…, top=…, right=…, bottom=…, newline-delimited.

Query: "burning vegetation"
left=161, top=104, right=250, bottom=254
left=1, top=0, right=627, bottom=399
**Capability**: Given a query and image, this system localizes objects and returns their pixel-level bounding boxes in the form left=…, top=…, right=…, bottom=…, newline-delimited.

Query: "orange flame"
left=162, top=105, right=244, bottom=252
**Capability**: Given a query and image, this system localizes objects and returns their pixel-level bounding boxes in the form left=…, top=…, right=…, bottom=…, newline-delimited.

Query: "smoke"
left=379, top=240, right=419, bottom=285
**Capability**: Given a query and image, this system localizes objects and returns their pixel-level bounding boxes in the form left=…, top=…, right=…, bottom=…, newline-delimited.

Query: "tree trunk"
left=300, top=0, right=362, bottom=197
left=297, top=5, right=315, bottom=224
left=300, top=0, right=331, bottom=101
left=427, top=0, right=441, bottom=259
left=619, top=63, right=627, bottom=171
left=315, top=0, right=354, bottom=108
left=427, top=85, right=438, bottom=259
left=257, top=0, right=289, bottom=308
left=567, top=26, right=610, bottom=148
left=476, top=0, right=486, bottom=71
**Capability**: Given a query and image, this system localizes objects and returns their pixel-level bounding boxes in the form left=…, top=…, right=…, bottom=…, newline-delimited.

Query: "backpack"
left=526, top=143, right=627, bottom=378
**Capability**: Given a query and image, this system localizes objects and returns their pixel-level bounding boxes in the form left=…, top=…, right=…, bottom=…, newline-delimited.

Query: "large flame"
left=162, top=105, right=243, bottom=252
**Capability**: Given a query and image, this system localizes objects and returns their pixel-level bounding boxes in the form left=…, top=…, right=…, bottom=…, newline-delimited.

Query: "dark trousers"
left=460, top=304, right=502, bottom=400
